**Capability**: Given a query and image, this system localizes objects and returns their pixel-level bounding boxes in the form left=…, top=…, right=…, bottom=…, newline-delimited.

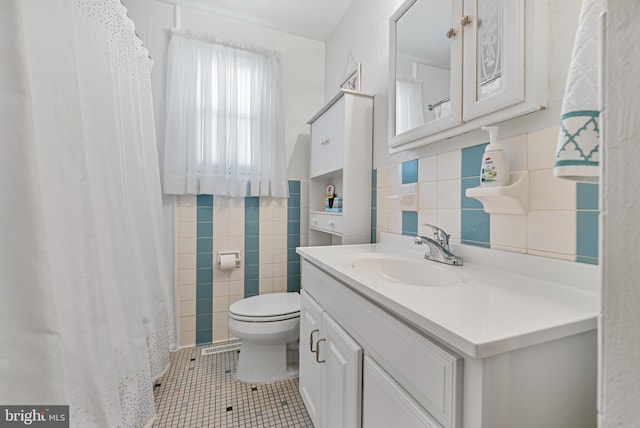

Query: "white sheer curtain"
left=396, top=80, right=425, bottom=134
left=163, top=30, right=289, bottom=198
left=0, top=1, right=176, bottom=427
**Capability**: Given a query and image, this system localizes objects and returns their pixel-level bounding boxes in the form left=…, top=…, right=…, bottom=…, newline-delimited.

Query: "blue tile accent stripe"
left=577, top=183, right=599, bottom=210
left=401, top=159, right=419, bottom=184
left=461, top=210, right=490, bottom=247
left=576, top=183, right=599, bottom=265
left=461, top=144, right=490, bottom=248
left=401, top=211, right=418, bottom=237
left=371, top=169, right=377, bottom=243
left=196, top=195, right=213, bottom=346
left=287, top=181, right=301, bottom=293
left=245, top=197, right=260, bottom=298
left=461, top=143, right=488, bottom=178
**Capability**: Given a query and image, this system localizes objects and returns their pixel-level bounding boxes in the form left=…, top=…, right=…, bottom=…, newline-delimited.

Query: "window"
left=163, top=32, right=288, bottom=198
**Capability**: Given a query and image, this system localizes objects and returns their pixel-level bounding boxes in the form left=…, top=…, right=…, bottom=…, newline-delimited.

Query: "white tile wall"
left=174, top=191, right=298, bottom=345
left=437, top=179, right=461, bottom=209
left=527, top=210, right=577, bottom=256
left=490, top=214, right=528, bottom=251
left=436, top=209, right=461, bottom=242
left=437, top=150, right=461, bottom=180
left=376, top=126, right=585, bottom=262
left=418, top=156, right=438, bottom=183
left=178, top=196, right=197, bottom=348
left=530, top=169, right=576, bottom=210
left=419, top=182, right=438, bottom=209
left=528, top=126, right=561, bottom=170
left=501, top=134, right=528, bottom=172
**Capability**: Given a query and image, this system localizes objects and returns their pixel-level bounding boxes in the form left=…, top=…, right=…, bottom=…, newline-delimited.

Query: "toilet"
left=228, top=292, right=300, bottom=383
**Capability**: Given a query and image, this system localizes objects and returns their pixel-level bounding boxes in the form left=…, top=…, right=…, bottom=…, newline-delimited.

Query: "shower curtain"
left=0, top=1, right=176, bottom=427
left=396, top=80, right=425, bottom=134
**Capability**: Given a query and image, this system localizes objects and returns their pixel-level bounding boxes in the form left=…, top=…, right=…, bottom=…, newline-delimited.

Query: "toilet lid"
left=229, top=292, right=300, bottom=320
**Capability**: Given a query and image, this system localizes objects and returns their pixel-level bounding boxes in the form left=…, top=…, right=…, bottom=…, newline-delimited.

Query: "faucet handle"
left=422, top=224, right=450, bottom=248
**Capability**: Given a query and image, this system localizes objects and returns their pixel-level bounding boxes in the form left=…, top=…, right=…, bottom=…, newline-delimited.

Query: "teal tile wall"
left=402, top=159, right=418, bottom=184
left=402, top=211, right=418, bottom=236
left=461, top=144, right=490, bottom=248
left=287, top=181, right=301, bottom=292
left=196, top=194, right=213, bottom=346
left=244, top=197, right=260, bottom=298
left=576, top=183, right=599, bottom=264
left=371, top=169, right=377, bottom=243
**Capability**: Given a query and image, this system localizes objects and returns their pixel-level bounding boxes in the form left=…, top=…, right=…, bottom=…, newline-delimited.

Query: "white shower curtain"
left=0, top=1, right=176, bottom=427
left=396, top=80, right=425, bottom=134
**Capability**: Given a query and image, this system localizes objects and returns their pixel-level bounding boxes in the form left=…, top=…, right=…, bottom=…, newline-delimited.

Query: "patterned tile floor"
left=152, top=344, right=314, bottom=427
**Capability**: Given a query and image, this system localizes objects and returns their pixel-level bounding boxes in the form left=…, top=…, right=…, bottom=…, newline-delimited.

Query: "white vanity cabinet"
left=300, top=263, right=463, bottom=428
left=389, top=0, right=548, bottom=152
left=298, top=242, right=598, bottom=428
left=362, top=356, right=443, bottom=428
left=307, top=90, right=373, bottom=246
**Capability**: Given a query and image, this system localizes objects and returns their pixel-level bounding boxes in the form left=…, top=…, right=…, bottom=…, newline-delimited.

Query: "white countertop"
left=297, top=233, right=600, bottom=358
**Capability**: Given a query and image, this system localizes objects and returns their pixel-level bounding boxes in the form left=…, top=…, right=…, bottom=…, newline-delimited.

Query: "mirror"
left=392, top=0, right=458, bottom=138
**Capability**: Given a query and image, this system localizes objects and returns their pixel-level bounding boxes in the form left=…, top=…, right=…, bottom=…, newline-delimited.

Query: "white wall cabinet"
left=307, top=90, right=373, bottom=246
left=389, top=0, right=548, bottom=152
left=299, top=290, right=362, bottom=428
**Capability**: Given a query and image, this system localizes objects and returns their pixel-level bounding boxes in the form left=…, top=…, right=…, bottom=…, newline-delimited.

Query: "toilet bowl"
left=228, top=292, right=300, bottom=383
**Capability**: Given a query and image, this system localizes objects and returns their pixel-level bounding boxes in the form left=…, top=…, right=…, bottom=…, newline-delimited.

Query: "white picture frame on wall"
left=340, top=63, right=361, bottom=91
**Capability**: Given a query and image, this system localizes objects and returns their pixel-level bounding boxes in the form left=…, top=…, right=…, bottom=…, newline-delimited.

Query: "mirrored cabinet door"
left=462, top=0, right=525, bottom=120
left=389, top=0, right=463, bottom=148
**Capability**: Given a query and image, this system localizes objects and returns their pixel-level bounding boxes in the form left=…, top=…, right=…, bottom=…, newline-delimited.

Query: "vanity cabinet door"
left=299, top=290, right=324, bottom=428
left=320, top=312, right=363, bottom=428
left=362, top=356, right=443, bottom=428
left=462, top=0, right=525, bottom=120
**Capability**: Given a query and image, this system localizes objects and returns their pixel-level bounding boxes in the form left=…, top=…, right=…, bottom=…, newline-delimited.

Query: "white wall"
left=123, top=0, right=325, bottom=171
left=325, top=0, right=582, bottom=168
left=601, top=2, right=640, bottom=425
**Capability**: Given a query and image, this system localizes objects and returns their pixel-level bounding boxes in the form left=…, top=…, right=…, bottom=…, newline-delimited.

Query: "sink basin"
left=348, top=256, right=467, bottom=287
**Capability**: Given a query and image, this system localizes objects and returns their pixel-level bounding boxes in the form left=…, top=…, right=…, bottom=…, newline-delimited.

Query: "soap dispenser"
left=480, top=126, right=510, bottom=187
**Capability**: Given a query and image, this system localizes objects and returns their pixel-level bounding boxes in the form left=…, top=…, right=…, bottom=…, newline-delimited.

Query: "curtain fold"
left=0, top=1, right=176, bottom=427
left=396, top=80, right=425, bottom=134
left=163, top=32, right=288, bottom=198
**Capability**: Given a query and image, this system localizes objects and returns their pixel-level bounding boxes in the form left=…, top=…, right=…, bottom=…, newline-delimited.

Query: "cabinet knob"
left=312, top=218, right=318, bottom=224
left=328, top=220, right=335, bottom=227
left=446, top=27, right=456, bottom=39
left=461, top=15, right=471, bottom=27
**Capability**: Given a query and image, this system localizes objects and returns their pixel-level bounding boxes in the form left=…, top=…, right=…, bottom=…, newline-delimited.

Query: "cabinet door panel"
left=299, top=290, right=324, bottom=428
left=363, top=356, right=443, bottom=428
left=310, top=96, right=345, bottom=178
left=321, top=312, right=362, bottom=428
left=462, top=0, right=525, bottom=120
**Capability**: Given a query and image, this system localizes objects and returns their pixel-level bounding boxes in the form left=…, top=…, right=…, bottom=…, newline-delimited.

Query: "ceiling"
left=161, top=0, right=355, bottom=41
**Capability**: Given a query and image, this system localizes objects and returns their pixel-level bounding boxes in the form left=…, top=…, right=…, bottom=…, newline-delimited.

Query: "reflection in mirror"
left=395, top=0, right=452, bottom=136
left=477, top=0, right=503, bottom=100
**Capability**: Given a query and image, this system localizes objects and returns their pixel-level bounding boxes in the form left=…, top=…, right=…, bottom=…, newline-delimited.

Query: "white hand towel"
left=554, top=0, right=606, bottom=182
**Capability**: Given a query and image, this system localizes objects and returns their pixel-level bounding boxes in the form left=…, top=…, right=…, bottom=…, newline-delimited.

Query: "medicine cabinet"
left=389, top=0, right=548, bottom=153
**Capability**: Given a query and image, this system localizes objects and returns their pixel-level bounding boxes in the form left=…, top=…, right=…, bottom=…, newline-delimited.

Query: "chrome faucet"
left=413, top=224, right=463, bottom=266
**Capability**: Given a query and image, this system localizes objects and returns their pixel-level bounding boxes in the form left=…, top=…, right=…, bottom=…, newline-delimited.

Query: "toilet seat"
left=229, top=293, right=300, bottom=323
